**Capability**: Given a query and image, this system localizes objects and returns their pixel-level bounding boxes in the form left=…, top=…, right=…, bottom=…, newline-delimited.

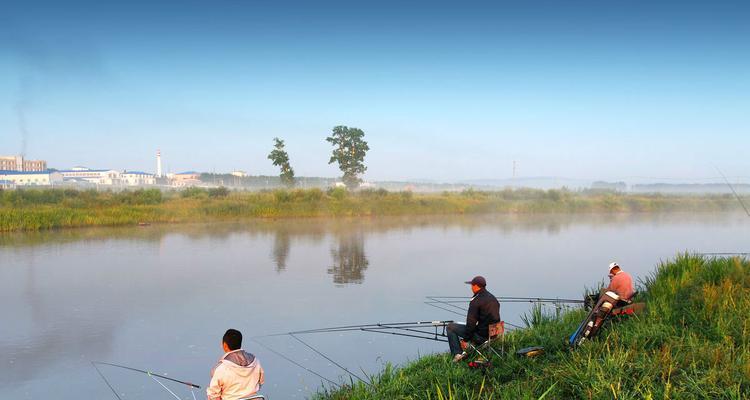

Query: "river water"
left=1, top=213, right=748, bottom=399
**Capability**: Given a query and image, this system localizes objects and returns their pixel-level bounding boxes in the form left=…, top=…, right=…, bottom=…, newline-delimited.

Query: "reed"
left=0, top=187, right=744, bottom=232
left=315, top=254, right=750, bottom=399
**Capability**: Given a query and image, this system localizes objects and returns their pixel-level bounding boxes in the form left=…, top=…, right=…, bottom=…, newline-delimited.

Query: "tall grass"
left=315, top=254, right=750, bottom=399
left=0, top=187, right=743, bottom=232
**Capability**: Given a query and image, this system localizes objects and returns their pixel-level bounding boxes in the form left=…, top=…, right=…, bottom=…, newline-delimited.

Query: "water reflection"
left=272, top=229, right=291, bottom=272
left=328, top=233, right=369, bottom=285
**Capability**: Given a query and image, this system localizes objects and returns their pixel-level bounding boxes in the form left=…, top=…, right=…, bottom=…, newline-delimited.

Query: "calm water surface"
left=1, top=213, right=748, bottom=399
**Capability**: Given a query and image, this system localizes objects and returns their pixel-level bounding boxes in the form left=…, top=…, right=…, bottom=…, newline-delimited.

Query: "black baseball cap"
left=465, top=276, right=486, bottom=287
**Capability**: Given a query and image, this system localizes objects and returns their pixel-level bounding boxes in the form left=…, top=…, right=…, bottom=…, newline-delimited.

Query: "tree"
left=268, top=137, right=295, bottom=186
left=326, top=125, right=369, bottom=189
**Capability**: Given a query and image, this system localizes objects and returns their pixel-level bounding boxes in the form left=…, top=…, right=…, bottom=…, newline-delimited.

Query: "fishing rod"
left=256, top=320, right=455, bottom=338
left=252, top=337, right=341, bottom=388
left=422, top=301, right=525, bottom=330
left=715, top=166, right=750, bottom=218
left=290, top=333, right=369, bottom=384
left=426, top=295, right=585, bottom=304
left=92, top=361, right=200, bottom=400
left=425, top=297, right=571, bottom=330
left=699, top=252, right=750, bottom=256
left=252, top=320, right=454, bottom=387
left=92, top=361, right=201, bottom=388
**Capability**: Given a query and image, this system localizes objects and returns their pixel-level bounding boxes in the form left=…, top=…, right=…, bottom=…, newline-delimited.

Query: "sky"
left=1, top=0, right=748, bottom=182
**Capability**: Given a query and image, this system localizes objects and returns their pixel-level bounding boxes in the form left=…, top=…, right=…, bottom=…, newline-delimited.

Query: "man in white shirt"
left=207, top=329, right=265, bottom=400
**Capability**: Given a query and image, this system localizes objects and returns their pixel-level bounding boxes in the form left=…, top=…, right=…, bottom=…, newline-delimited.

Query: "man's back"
left=608, top=271, right=634, bottom=301
left=466, top=288, right=501, bottom=339
left=207, top=349, right=264, bottom=400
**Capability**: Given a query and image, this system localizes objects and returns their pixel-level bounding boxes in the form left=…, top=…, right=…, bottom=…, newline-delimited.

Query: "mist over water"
left=1, top=213, right=747, bottom=399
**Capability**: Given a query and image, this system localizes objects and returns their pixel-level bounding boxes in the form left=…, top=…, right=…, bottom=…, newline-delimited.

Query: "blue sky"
left=1, top=0, right=748, bottom=181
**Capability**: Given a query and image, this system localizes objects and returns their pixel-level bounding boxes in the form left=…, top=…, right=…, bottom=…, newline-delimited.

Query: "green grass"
left=0, top=187, right=744, bottom=232
left=314, top=254, right=750, bottom=400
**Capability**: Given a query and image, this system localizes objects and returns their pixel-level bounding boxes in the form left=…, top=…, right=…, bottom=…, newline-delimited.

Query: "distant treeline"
left=0, top=187, right=745, bottom=232
left=199, top=173, right=338, bottom=189
left=631, top=183, right=750, bottom=194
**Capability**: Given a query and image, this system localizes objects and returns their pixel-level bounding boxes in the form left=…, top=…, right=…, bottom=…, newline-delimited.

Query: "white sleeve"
left=206, top=364, right=224, bottom=400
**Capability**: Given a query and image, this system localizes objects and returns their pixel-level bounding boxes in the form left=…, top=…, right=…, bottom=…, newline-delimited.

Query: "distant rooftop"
left=58, top=169, right=113, bottom=173
left=123, top=171, right=153, bottom=175
left=0, top=170, right=53, bottom=175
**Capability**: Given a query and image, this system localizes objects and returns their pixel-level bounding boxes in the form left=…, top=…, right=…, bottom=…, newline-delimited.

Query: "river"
left=1, top=213, right=748, bottom=399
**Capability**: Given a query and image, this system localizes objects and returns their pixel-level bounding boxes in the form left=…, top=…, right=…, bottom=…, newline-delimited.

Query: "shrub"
left=208, top=186, right=229, bottom=198
left=181, top=187, right=208, bottom=198
left=328, top=187, right=348, bottom=200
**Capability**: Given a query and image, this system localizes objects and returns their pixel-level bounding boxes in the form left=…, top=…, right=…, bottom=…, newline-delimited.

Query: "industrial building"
left=168, top=171, right=201, bottom=187
left=0, top=170, right=63, bottom=186
left=121, top=171, right=156, bottom=186
left=59, top=168, right=122, bottom=185
left=0, top=155, right=47, bottom=172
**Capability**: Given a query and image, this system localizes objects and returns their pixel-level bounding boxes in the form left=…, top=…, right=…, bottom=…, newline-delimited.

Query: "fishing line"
left=424, top=301, right=466, bottom=316
left=251, top=337, right=341, bottom=387
left=92, top=361, right=123, bottom=400
left=289, top=333, right=369, bottom=385
left=715, top=166, right=750, bottom=217
left=150, top=375, right=182, bottom=400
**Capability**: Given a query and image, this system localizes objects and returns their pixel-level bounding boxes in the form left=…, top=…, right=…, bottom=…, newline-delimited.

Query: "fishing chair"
left=462, top=321, right=505, bottom=361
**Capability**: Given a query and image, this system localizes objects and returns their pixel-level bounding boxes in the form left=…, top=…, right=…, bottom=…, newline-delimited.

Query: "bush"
left=181, top=187, right=208, bottom=198
left=304, top=188, right=324, bottom=202
left=273, top=189, right=292, bottom=203
left=115, top=189, right=163, bottom=205
left=208, top=186, right=229, bottom=198
left=328, top=187, right=348, bottom=200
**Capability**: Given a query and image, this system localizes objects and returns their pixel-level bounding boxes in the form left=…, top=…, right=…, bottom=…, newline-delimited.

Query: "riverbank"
left=314, top=254, right=750, bottom=399
left=0, top=187, right=743, bottom=232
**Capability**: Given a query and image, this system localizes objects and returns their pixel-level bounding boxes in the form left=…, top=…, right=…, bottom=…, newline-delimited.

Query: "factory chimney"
left=156, top=150, right=163, bottom=178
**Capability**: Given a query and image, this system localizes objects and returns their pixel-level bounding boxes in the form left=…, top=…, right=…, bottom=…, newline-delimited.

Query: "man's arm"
left=206, top=365, right=223, bottom=400
left=258, top=361, right=265, bottom=387
left=464, top=299, right=480, bottom=338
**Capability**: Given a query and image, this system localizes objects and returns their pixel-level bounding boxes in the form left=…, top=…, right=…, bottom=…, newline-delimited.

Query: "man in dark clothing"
left=446, top=276, right=501, bottom=362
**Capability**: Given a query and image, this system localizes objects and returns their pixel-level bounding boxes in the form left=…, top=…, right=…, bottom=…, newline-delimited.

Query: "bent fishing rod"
left=93, top=361, right=201, bottom=388
left=93, top=361, right=201, bottom=400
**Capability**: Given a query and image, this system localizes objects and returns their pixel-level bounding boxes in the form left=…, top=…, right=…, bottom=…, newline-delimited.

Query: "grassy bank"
left=0, top=187, right=743, bottom=232
left=314, top=254, right=750, bottom=399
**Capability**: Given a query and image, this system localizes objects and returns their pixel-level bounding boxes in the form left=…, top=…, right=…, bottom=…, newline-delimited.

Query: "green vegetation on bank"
left=0, top=187, right=744, bottom=232
left=315, top=254, right=750, bottom=399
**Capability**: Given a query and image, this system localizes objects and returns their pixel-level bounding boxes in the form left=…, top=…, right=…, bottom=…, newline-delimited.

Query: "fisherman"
left=207, top=329, right=265, bottom=400
left=446, top=276, right=500, bottom=362
left=607, top=262, right=634, bottom=305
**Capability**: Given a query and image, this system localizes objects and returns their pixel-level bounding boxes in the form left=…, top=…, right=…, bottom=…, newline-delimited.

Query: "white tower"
left=156, top=150, right=163, bottom=178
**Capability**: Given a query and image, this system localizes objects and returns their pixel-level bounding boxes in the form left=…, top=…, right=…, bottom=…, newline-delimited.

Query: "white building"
left=121, top=171, right=156, bottom=186
left=0, top=170, right=63, bottom=186
left=59, top=169, right=122, bottom=185
left=168, top=171, right=202, bottom=187
left=231, top=170, right=247, bottom=177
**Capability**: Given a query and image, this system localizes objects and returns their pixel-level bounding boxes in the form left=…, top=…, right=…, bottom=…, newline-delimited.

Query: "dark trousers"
left=446, top=323, right=485, bottom=356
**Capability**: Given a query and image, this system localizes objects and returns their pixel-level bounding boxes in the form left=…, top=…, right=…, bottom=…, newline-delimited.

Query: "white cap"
left=608, top=262, right=619, bottom=271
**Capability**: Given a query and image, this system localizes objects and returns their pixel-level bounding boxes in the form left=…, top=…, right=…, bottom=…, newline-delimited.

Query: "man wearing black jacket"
left=446, top=276, right=500, bottom=362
